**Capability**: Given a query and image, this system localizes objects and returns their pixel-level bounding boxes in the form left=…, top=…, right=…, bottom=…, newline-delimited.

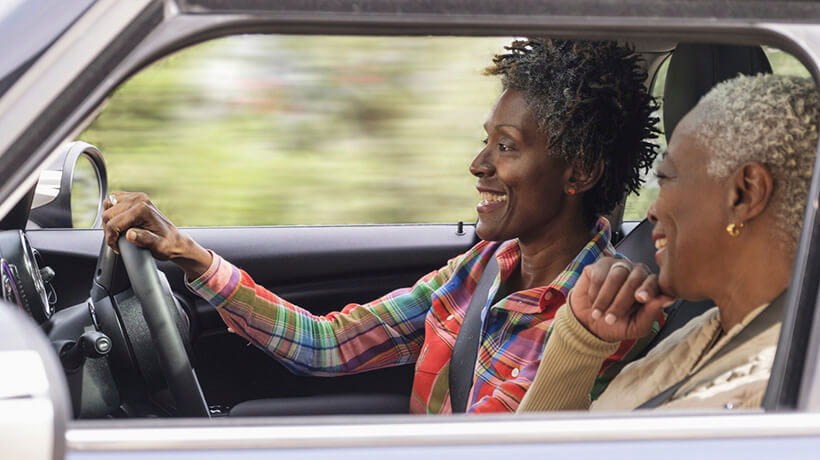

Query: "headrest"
left=663, top=44, right=772, bottom=142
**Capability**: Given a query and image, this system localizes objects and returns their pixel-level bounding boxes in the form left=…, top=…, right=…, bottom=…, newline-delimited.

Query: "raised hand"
left=569, top=257, right=674, bottom=342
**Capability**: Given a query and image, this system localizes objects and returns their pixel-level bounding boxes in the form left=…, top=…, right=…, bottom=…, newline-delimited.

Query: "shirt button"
left=544, top=292, right=552, bottom=301
left=511, top=367, right=520, bottom=378
left=446, top=314, right=454, bottom=321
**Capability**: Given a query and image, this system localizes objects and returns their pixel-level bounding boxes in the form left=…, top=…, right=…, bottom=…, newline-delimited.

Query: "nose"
left=646, top=199, right=659, bottom=224
left=470, top=146, right=494, bottom=178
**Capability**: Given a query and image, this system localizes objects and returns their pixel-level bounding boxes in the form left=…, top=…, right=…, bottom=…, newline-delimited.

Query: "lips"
left=653, top=233, right=668, bottom=265
left=476, top=188, right=507, bottom=213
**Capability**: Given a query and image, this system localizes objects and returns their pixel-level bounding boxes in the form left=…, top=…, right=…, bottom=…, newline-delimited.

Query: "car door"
left=3, top=0, right=820, bottom=458
left=23, top=29, right=503, bottom=407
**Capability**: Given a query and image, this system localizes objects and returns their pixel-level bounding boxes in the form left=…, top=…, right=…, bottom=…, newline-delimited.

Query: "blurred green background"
left=82, top=36, right=506, bottom=226
left=79, top=37, right=810, bottom=227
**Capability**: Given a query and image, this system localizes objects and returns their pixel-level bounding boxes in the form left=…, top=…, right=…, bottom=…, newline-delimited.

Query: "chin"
left=657, top=271, right=677, bottom=298
left=475, top=222, right=498, bottom=242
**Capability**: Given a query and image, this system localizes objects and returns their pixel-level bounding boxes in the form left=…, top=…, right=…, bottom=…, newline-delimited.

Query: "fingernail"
left=591, top=309, right=602, bottom=320
left=605, top=313, right=616, bottom=325
left=127, top=229, right=137, bottom=241
left=636, top=290, right=648, bottom=302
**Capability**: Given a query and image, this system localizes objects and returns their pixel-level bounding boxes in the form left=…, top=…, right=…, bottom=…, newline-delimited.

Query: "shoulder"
left=645, top=306, right=721, bottom=358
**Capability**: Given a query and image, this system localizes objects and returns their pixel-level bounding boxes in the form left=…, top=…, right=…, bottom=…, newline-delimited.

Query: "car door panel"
left=27, top=223, right=476, bottom=407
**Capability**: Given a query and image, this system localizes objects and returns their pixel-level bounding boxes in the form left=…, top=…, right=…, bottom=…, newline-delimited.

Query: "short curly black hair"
left=485, top=38, right=659, bottom=222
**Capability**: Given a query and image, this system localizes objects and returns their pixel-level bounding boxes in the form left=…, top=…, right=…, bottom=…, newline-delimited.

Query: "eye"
left=654, top=171, right=672, bottom=184
left=482, top=137, right=488, bottom=145
left=498, top=142, right=514, bottom=152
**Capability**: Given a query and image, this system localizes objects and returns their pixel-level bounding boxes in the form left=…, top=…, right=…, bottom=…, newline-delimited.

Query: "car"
left=1, top=0, right=820, bottom=459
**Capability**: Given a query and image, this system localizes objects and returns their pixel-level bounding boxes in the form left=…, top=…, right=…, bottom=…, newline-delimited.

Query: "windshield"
left=0, top=0, right=96, bottom=97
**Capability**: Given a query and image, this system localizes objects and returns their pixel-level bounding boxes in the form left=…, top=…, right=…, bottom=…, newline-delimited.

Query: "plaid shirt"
left=188, top=217, right=657, bottom=414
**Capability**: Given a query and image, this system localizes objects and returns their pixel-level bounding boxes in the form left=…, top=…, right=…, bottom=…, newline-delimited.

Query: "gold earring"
left=567, top=187, right=577, bottom=195
left=726, top=222, right=744, bottom=237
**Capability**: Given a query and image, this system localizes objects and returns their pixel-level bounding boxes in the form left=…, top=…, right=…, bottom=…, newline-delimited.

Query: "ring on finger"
left=109, top=194, right=118, bottom=206
left=610, top=261, right=633, bottom=274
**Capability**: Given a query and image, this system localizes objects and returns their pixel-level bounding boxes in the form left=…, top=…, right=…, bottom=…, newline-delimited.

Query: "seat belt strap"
left=637, top=291, right=786, bottom=409
left=449, top=251, right=499, bottom=413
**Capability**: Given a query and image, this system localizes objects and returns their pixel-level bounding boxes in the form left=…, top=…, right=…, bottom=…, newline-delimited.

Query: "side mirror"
left=29, top=142, right=108, bottom=229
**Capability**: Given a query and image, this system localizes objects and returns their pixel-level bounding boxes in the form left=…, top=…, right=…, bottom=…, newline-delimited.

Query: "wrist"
left=171, top=234, right=212, bottom=279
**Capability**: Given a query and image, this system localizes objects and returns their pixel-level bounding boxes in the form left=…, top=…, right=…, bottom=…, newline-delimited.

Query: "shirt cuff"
left=185, top=250, right=240, bottom=308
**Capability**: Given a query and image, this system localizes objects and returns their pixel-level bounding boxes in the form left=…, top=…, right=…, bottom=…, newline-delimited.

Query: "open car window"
left=78, top=35, right=518, bottom=227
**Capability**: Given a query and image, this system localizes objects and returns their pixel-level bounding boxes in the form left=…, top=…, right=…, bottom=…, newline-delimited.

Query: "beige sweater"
left=518, top=301, right=780, bottom=412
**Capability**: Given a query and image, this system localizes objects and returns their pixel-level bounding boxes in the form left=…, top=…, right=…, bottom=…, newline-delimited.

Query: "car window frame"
left=2, top=0, right=820, bottom=452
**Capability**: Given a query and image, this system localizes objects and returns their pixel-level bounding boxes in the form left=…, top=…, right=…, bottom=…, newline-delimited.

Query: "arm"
left=517, top=301, right=619, bottom=411
left=518, top=257, right=674, bottom=412
left=101, top=191, right=460, bottom=377
left=189, top=252, right=456, bottom=376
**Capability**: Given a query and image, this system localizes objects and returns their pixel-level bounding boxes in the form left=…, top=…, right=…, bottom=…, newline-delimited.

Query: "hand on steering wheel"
left=102, top=192, right=212, bottom=279
left=99, top=191, right=211, bottom=417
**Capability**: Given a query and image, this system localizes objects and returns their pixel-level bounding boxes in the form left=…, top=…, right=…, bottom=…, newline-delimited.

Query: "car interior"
left=0, top=35, right=805, bottom=420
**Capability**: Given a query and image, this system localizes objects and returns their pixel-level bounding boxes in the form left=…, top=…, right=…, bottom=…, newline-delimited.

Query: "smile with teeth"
left=478, top=191, right=507, bottom=206
left=655, top=237, right=668, bottom=250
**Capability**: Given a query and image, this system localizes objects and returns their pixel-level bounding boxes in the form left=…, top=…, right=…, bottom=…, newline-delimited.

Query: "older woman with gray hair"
left=518, top=73, right=818, bottom=411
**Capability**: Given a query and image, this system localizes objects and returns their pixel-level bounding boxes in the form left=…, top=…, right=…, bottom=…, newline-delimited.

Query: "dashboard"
left=0, top=230, right=55, bottom=323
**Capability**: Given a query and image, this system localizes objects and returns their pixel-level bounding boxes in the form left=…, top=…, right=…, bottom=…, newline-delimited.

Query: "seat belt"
left=637, top=291, right=786, bottom=409
left=449, top=252, right=499, bottom=413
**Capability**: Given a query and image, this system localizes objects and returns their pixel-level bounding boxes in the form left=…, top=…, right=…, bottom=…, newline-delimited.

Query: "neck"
left=515, top=215, right=596, bottom=291
left=712, top=234, right=791, bottom=332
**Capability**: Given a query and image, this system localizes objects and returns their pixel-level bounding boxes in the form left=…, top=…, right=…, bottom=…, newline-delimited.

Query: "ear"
left=727, top=162, right=774, bottom=223
left=565, top=159, right=604, bottom=194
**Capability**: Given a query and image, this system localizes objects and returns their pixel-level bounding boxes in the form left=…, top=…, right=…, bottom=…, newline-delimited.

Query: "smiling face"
left=470, top=89, right=574, bottom=243
left=648, top=107, right=730, bottom=299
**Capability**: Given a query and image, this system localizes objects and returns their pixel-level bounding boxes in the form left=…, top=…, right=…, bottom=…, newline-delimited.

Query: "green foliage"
left=82, top=36, right=509, bottom=226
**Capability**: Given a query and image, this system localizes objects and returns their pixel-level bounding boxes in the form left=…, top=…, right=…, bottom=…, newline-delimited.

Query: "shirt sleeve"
left=516, top=302, right=620, bottom=412
left=187, top=251, right=458, bottom=377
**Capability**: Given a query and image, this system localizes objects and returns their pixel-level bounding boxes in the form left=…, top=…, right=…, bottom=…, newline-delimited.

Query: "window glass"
left=80, top=36, right=511, bottom=226
left=765, top=47, right=812, bottom=78
left=622, top=54, right=668, bottom=222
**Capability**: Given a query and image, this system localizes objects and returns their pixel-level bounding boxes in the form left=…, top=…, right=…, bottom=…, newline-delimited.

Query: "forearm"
left=188, top=253, right=435, bottom=375
left=518, top=300, right=619, bottom=412
left=170, top=233, right=212, bottom=279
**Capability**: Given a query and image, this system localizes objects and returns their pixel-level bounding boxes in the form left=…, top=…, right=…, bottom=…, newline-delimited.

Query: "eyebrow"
left=483, top=124, right=525, bottom=142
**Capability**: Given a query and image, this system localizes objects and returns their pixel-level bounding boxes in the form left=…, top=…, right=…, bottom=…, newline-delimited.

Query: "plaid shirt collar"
left=490, top=216, right=614, bottom=314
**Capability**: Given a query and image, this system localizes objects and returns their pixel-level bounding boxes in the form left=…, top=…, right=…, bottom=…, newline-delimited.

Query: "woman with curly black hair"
left=102, top=38, right=660, bottom=415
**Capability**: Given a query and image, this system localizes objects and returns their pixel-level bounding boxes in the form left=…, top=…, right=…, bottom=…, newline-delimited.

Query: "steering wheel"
left=96, top=236, right=209, bottom=417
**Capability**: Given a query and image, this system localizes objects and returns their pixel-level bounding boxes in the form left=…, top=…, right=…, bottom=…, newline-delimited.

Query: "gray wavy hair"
left=695, top=73, right=818, bottom=247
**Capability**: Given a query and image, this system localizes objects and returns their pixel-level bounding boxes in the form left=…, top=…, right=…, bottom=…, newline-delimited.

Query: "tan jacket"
left=518, top=301, right=779, bottom=412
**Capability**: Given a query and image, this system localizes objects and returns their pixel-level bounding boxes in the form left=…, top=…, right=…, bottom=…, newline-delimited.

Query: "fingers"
left=589, top=260, right=634, bottom=320
left=126, top=228, right=162, bottom=250
left=582, top=258, right=619, bottom=310
left=101, top=191, right=157, bottom=253
left=635, top=274, right=661, bottom=303
left=603, top=263, right=652, bottom=325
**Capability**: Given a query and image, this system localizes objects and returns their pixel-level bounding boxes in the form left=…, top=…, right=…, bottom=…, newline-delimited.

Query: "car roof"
left=179, top=0, right=820, bottom=23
